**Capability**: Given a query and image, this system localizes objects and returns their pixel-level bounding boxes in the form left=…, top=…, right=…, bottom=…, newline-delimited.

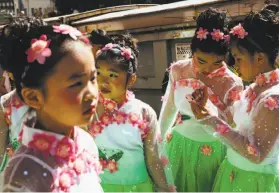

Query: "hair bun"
left=196, top=7, right=229, bottom=31
left=265, top=4, right=279, bottom=14
left=112, top=33, right=139, bottom=57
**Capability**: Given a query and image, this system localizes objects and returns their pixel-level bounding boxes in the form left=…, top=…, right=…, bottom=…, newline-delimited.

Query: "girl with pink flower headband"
left=89, top=34, right=172, bottom=192
left=158, top=8, right=244, bottom=192
left=190, top=5, right=279, bottom=192
left=0, top=17, right=103, bottom=192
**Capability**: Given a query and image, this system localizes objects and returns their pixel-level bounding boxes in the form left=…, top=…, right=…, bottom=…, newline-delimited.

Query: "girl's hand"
left=187, top=86, right=210, bottom=119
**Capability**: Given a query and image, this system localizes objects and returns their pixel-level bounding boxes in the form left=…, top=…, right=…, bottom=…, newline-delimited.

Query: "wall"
left=15, top=0, right=55, bottom=17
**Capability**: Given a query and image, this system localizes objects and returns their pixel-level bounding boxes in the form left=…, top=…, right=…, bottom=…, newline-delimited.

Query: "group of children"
left=0, top=4, right=278, bottom=193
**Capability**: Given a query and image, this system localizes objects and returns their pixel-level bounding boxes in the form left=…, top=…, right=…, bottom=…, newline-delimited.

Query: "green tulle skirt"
left=101, top=178, right=154, bottom=192
left=213, top=158, right=279, bottom=192
left=165, top=130, right=226, bottom=192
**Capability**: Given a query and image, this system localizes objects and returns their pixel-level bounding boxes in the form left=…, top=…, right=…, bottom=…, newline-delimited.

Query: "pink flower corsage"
left=230, top=23, right=248, bottom=39
left=214, top=124, right=230, bottom=135
left=54, top=169, right=76, bottom=192
left=255, top=74, right=267, bottom=87
left=102, top=43, right=116, bottom=51
left=53, top=24, right=82, bottom=40
left=196, top=27, right=209, bottom=40
left=211, top=29, right=224, bottom=42
left=114, top=111, right=127, bottom=124
left=269, top=70, right=279, bottom=84
left=264, top=96, right=279, bottom=110
left=28, top=132, right=56, bottom=156
left=121, top=47, right=133, bottom=60
left=25, top=35, right=52, bottom=64
left=55, top=137, right=75, bottom=162
left=128, top=113, right=139, bottom=126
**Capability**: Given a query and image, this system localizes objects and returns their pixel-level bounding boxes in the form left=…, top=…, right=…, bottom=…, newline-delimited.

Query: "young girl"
left=90, top=35, right=171, bottom=192
left=0, top=18, right=103, bottom=192
left=159, top=8, right=243, bottom=192
left=190, top=5, right=279, bottom=192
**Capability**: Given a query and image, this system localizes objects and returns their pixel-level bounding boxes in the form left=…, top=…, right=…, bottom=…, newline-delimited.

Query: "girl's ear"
left=21, top=88, right=45, bottom=110
left=128, top=74, right=136, bottom=88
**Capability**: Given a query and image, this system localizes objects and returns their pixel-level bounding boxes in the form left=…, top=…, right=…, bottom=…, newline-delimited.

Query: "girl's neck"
left=35, top=112, right=74, bottom=138
left=113, top=91, right=128, bottom=107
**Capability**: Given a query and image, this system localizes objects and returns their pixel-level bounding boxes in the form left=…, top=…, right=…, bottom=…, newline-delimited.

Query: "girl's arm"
left=143, top=106, right=171, bottom=192
left=192, top=92, right=279, bottom=164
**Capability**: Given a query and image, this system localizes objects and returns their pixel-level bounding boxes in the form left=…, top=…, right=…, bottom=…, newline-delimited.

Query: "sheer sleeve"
left=158, top=71, right=178, bottom=137
left=199, top=94, right=279, bottom=164
left=143, top=105, right=174, bottom=192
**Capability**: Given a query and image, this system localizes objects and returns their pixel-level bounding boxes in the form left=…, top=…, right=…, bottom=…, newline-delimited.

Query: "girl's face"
left=39, top=42, right=98, bottom=128
left=230, top=45, right=258, bottom=82
left=193, top=50, right=225, bottom=75
left=97, top=60, right=135, bottom=104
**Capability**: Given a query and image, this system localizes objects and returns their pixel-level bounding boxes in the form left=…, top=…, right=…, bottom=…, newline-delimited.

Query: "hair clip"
left=230, top=23, right=248, bottom=39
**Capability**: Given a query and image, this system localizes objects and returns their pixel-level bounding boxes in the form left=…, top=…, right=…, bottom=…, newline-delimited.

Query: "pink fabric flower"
left=209, top=94, right=219, bottom=105
left=255, top=74, right=267, bottom=87
left=269, top=70, right=279, bottom=84
left=211, top=29, right=224, bottom=42
left=207, top=66, right=226, bottom=79
left=114, top=111, right=127, bottom=124
left=121, top=47, right=132, bottom=60
left=53, top=24, right=82, bottom=40
left=99, top=158, right=108, bottom=169
left=178, top=79, right=189, bottom=87
left=264, top=97, right=279, bottom=110
left=73, top=157, right=86, bottom=174
left=28, top=133, right=56, bottom=156
left=190, top=80, right=201, bottom=89
left=79, top=35, right=90, bottom=44
left=100, top=113, right=112, bottom=126
left=54, top=169, right=76, bottom=192
left=89, top=122, right=104, bottom=137
left=128, top=113, right=139, bottom=126
left=107, top=159, right=118, bottom=173
left=228, top=88, right=241, bottom=102
left=25, top=35, right=51, bottom=64
left=247, top=143, right=257, bottom=156
left=11, top=96, right=25, bottom=109
left=224, top=35, right=230, bottom=43
left=104, top=99, right=117, bottom=112
left=230, top=23, right=248, bottom=39
left=201, top=145, right=212, bottom=156
left=160, top=155, right=169, bottom=167
left=102, top=43, right=115, bottom=51
left=214, top=124, right=230, bottom=135
left=138, top=120, right=149, bottom=132
left=55, top=137, right=75, bottom=161
left=196, top=27, right=209, bottom=40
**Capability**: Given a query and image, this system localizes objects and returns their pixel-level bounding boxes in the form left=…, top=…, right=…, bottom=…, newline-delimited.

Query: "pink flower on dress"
left=228, top=88, right=241, bottom=102
left=190, top=80, right=201, bottom=89
left=255, top=74, right=267, bottom=87
left=73, top=157, right=86, bottom=174
left=207, top=66, right=226, bottom=79
left=55, top=137, right=75, bottom=161
left=114, top=111, right=127, bottom=124
left=160, top=155, right=169, bottom=167
left=247, top=143, right=257, bottom=156
left=269, top=70, right=279, bottom=84
left=54, top=169, right=76, bottom=192
left=101, top=43, right=116, bottom=51
left=166, top=133, right=173, bottom=142
left=214, top=124, right=230, bottom=135
left=121, top=47, right=132, bottom=60
left=25, top=35, right=51, bottom=64
left=4, top=106, right=11, bottom=117
left=104, top=99, right=117, bottom=112
left=177, top=79, right=189, bottom=87
left=264, top=97, right=279, bottom=110
left=211, top=29, right=224, bottom=42
left=28, top=133, right=56, bottom=156
left=138, top=120, right=149, bottom=133
left=209, top=94, right=219, bottom=105
left=201, top=145, right=212, bottom=156
left=230, top=23, right=248, bottom=39
left=175, top=113, right=183, bottom=125
left=107, top=159, right=118, bottom=173
left=169, top=185, right=177, bottom=192
left=99, top=158, right=108, bottom=169
left=196, top=27, right=209, bottom=40
left=128, top=113, right=139, bottom=126
left=53, top=25, right=82, bottom=40
left=100, top=113, right=112, bottom=126
left=89, top=122, right=104, bottom=136
left=11, top=97, right=25, bottom=109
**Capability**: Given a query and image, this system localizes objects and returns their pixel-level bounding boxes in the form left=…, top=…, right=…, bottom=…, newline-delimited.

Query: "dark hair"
left=230, top=5, right=279, bottom=66
left=191, top=7, right=230, bottom=55
left=89, top=29, right=111, bottom=45
left=96, top=33, right=139, bottom=75
left=0, top=17, right=90, bottom=100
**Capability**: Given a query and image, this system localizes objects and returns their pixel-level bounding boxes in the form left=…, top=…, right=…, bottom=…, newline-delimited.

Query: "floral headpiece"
left=229, top=23, right=248, bottom=39
left=96, top=43, right=134, bottom=61
left=196, top=27, right=230, bottom=43
left=25, top=24, right=89, bottom=65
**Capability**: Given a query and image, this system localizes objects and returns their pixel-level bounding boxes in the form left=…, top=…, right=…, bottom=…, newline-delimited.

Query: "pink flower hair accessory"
left=211, top=29, right=224, bottom=42
left=230, top=23, right=248, bottom=39
left=196, top=27, right=209, bottom=40
left=121, top=47, right=133, bottom=60
left=25, top=34, right=52, bottom=64
left=53, top=24, right=82, bottom=40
